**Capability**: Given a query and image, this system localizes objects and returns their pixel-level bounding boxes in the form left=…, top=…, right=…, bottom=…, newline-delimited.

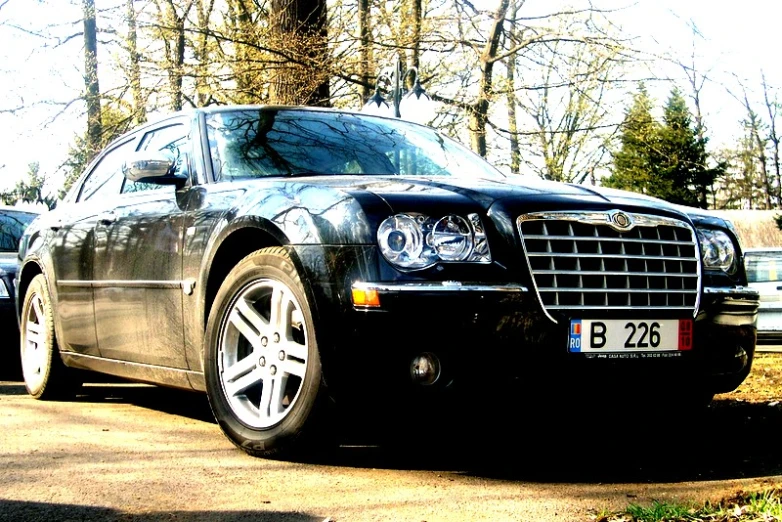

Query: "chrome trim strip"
left=62, top=352, right=201, bottom=375
left=547, top=305, right=695, bottom=310
left=703, top=286, right=759, bottom=297
left=352, top=281, right=529, bottom=293
left=59, top=280, right=185, bottom=289
left=526, top=253, right=696, bottom=262
left=522, top=235, right=693, bottom=246
left=538, top=287, right=698, bottom=294
left=518, top=210, right=690, bottom=230
left=534, top=270, right=697, bottom=278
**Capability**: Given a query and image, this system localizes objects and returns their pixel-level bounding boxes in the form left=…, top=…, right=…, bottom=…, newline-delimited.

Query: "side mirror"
left=122, top=152, right=187, bottom=186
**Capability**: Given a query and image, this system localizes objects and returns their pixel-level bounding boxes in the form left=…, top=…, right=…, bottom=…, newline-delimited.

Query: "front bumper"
left=324, top=282, right=759, bottom=403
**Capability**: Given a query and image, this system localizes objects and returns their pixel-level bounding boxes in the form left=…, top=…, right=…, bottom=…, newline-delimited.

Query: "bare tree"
left=151, top=0, right=195, bottom=111
left=762, top=71, right=782, bottom=206
left=741, top=88, right=772, bottom=208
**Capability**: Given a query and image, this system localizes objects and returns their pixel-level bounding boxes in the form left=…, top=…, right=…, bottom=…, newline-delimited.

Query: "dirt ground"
left=0, top=355, right=781, bottom=521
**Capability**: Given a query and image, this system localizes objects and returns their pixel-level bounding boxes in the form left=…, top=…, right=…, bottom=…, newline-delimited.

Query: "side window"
left=122, top=124, right=189, bottom=194
left=78, top=139, right=137, bottom=202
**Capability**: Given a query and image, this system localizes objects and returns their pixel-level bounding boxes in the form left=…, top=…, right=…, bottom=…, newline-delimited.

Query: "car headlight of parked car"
left=0, top=280, right=9, bottom=299
left=697, top=228, right=736, bottom=273
left=377, top=213, right=491, bottom=270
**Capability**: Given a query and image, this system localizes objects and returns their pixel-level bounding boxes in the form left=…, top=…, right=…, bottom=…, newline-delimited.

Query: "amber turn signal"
left=351, top=288, right=380, bottom=307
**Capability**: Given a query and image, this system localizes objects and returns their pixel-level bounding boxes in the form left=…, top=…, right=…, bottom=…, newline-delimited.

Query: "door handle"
left=98, top=211, right=117, bottom=226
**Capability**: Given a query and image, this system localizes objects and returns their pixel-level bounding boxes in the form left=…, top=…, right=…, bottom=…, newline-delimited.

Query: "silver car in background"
left=745, top=247, right=782, bottom=343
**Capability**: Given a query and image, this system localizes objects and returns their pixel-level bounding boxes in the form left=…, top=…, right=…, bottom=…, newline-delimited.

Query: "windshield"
left=205, top=109, right=504, bottom=181
left=0, top=210, right=37, bottom=253
left=745, top=250, right=782, bottom=283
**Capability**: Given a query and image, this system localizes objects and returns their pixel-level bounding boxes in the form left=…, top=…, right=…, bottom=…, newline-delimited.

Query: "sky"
left=0, top=0, right=780, bottom=194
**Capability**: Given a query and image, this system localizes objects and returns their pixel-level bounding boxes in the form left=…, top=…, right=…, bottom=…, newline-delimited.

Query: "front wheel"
left=204, top=247, right=331, bottom=458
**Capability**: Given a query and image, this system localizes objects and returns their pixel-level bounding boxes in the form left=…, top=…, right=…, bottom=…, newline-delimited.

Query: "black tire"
left=20, top=274, right=81, bottom=399
left=204, top=247, right=331, bottom=458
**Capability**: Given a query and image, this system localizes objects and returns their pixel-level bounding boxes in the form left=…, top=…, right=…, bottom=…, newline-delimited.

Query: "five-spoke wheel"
left=204, top=247, right=329, bottom=458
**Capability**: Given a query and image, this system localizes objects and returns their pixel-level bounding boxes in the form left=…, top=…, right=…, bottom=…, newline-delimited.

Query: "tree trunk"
left=83, top=0, right=102, bottom=160
left=126, top=0, right=146, bottom=125
left=359, top=0, right=371, bottom=101
left=469, top=0, right=509, bottom=157
left=505, top=2, right=519, bottom=173
left=194, top=0, right=216, bottom=106
left=269, top=0, right=329, bottom=106
left=171, top=15, right=186, bottom=111
left=157, top=0, right=193, bottom=111
left=410, top=0, right=421, bottom=70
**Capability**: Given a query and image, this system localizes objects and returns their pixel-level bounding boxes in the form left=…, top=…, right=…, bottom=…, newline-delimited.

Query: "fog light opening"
left=735, top=345, right=749, bottom=369
left=410, top=353, right=441, bottom=386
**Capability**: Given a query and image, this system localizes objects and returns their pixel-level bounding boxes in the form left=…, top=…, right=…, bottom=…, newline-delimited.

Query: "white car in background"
left=745, top=247, right=782, bottom=343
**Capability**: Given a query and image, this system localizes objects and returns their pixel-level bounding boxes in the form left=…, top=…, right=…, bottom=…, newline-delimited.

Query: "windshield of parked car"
left=205, top=109, right=504, bottom=181
left=745, top=250, right=782, bottom=283
left=0, top=210, right=37, bottom=253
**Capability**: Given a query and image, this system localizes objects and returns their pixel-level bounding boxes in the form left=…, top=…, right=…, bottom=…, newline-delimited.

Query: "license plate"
left=568, top=319, right=693, bottom=353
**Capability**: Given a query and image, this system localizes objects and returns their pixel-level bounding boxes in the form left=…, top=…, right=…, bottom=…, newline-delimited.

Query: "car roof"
left=0, top=206, right=40, bottom=215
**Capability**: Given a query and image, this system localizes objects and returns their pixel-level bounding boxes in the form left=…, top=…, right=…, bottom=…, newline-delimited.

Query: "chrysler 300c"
left=17, top=106, right=759, bottom=457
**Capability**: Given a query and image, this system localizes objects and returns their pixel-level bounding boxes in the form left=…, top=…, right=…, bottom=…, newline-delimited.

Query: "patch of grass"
left=717, top=352, right=782, bottom=403
left=625, top=501, right=696, bottom=521
left=598, top=489, right=782, bottom=521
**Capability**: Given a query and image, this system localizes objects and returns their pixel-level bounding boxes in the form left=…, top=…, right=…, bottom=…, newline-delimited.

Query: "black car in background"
left=0, top=206, right=38, bottom=379
left=16, top=106, right=759, bottom=458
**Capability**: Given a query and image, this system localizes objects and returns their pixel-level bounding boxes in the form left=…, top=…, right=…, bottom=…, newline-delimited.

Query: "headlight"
left=0, top=280, right=9, bottom=298
left=697, top=228, right=736, bottom=273
left=378, top=213, right=491, bottom=270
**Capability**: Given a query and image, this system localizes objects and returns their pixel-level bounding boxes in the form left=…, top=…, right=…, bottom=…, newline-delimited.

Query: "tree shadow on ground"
left=0, top=499, right=321, bottom=522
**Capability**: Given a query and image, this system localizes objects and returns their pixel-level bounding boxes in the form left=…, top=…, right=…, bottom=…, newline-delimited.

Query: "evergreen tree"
left=657, top=88, right=722, bottom=208
left=603, top=83, right=660, bottom=194
left=606, top=85, right=723, bottom=208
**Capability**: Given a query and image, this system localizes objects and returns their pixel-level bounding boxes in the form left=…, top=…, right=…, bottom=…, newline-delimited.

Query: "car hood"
left=338, top=175, right=693, bottom=219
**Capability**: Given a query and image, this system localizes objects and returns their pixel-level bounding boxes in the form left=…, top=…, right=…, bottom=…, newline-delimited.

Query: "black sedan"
left=17, top=106, right=759, bottom=457
left=0, top=206, right=38, bottom=379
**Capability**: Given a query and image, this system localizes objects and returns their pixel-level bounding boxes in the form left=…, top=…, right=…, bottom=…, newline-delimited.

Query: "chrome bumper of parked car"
left=351, top=281, right=529, bottom=294
left=700, top=286, right=760, bottom=327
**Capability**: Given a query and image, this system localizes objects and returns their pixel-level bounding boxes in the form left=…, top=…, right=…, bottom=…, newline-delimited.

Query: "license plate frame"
left=568, top=319, right=693, bottom=353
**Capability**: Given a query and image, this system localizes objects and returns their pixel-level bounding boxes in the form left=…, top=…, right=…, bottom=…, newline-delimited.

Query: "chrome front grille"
left=517, top=210, right=700, bottom=319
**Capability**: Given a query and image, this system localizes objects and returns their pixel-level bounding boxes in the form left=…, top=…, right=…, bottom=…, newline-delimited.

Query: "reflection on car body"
left=745, top=247, right=782, bottom=342
left=16, top=106, right=760, bottom=458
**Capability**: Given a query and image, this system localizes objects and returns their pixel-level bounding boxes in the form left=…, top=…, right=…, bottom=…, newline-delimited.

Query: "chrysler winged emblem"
left=609, top=210, right=634, bottom=231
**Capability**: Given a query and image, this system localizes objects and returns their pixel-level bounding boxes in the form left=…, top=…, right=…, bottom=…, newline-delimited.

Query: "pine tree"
left=605, top=85, right=723, bottom=208
left=603, top=83, right=660, bottom=194
left=656, top=88, right=720, bottom=208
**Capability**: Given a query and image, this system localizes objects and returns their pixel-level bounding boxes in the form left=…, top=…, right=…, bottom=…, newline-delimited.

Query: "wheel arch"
left=16, top=260, right=44, bottom=320
left=201, top=219, right=321, bottom=338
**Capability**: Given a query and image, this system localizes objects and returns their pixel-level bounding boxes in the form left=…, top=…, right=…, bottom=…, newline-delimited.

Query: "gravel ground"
left=1, top=356, right=781, bottom=522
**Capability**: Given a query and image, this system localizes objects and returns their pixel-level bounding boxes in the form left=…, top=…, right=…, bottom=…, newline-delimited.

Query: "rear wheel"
left=204, top=247, right=331, bottom=458
left=20, top=274, right=81, bottom=399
